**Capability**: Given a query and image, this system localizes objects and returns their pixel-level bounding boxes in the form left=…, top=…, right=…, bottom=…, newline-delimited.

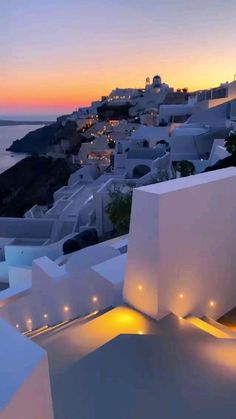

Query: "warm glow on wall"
left=179, top=293, right=184, bottom=299
left=92, top=296, right=98, bottom=303
left=209, top=301, right=216, bottom=308
left=138, top=285, right=143, bottom=291
left=64, top=306, right=69, bottom=312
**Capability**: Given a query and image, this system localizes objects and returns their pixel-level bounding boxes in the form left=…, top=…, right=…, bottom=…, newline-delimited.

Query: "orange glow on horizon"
left=1, top=1, right=235, bottom=115
left=1, top=65, right=235, bottom=114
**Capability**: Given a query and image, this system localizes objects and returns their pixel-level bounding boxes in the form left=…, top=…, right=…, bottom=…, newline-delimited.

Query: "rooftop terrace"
left=34, top=306, right=236, bottom=419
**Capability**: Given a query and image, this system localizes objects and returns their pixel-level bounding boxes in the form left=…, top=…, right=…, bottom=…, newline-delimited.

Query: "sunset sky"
left=1, top=0, right=236, bottom=118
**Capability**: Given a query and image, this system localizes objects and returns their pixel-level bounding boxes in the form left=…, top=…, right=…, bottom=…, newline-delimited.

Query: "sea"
left=0, top=125, right=44, bottom=174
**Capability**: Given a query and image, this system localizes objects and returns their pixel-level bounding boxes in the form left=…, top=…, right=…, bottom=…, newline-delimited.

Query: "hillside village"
left=6, top=74, right=236, bottom=237
left=1, top=75, right=236, bottom=418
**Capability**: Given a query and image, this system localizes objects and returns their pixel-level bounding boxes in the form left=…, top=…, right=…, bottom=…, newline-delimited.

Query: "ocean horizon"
left=0, top=114, right=57, bottom=122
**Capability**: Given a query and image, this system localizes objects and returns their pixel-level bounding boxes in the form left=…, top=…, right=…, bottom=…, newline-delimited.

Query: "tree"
left=106, top=187, right=133, bottom=234
left=179, top=160, right=195, bottom=177
left=225, top=132, right=236, bottom=154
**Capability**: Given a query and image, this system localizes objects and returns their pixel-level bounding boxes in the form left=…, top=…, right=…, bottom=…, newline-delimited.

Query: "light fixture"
left=179, top=293, right=184, bottom=299
left=209, top=300, right=216, bottom=307
left=138, top=330, right=144, bottom=335
left=92, top=296, right=98, bottom=303
left=138, top=285, right=142, bottom=291
left=178, top=316, right=183, bottom=320
left=64, top=306, right=69, bottom=312
left=27, top=319, right=32, bottom=324
left=16, top=324, right=19, bottom=329
left=44, top=313, right=48, bottom=319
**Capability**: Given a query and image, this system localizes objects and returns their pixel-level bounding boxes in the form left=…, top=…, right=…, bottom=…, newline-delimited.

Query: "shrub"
left=106, top=187, right=133, bottom=234
left=179, top=160, right=195, bottom=177
left=225, top=132, right=236, bottom=154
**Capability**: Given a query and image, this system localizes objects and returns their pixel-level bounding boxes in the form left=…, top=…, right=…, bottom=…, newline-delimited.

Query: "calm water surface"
left=0, top=125, right=44, bottom=174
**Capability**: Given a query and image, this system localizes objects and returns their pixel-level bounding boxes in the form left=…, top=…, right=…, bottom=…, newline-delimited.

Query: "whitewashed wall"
left=0, top=245, right=121, bottom=332
left=124, top=168, right=236, bottom=320
left=0, top=320, right=53, bottom=419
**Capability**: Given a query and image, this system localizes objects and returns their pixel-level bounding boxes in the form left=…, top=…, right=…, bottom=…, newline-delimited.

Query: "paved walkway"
left=34, top=307, right=236, bottom=419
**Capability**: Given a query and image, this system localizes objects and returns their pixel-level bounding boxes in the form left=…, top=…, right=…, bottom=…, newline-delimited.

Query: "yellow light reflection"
left=187, top=317, right=232, bottom=339
left=202, top=342, right=236, bottom=371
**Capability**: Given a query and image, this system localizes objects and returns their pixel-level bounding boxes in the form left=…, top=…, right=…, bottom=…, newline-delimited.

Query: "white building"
left=196, top=80, right=236, bottom=110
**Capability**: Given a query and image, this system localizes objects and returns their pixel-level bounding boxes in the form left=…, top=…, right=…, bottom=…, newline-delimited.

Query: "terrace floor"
left=34, top=306, right=236, bottom=419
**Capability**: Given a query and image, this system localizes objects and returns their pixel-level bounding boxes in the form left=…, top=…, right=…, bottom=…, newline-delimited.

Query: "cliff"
left=0, top=156, right=72, bottom=217
left=7, top=119, right=85, bottom=155
left=7, top=122, right=60, bottom=154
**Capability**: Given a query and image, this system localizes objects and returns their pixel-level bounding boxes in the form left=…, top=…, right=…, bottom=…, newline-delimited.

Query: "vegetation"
left=179, top=160, right=195, bottom=177
left=225, top=132, right=236, bottom=154
left=106, top=186, right=133, bottom=234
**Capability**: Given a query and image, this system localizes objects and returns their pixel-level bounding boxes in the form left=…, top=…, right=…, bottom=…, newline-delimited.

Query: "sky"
left=1, top=0, right=236, bottom=118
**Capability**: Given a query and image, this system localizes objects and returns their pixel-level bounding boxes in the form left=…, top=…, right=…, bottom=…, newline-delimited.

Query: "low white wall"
left=0, top=319, right=53, bottom=419
left=124, top=168, right=236, bottom=320
left=4, top=232, right=76, bottom=267
left=0, top=218, right=54, bottom=239
left=0, top=245, right=121, bottom=332
left=1, top=357, right=53, bottom=419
